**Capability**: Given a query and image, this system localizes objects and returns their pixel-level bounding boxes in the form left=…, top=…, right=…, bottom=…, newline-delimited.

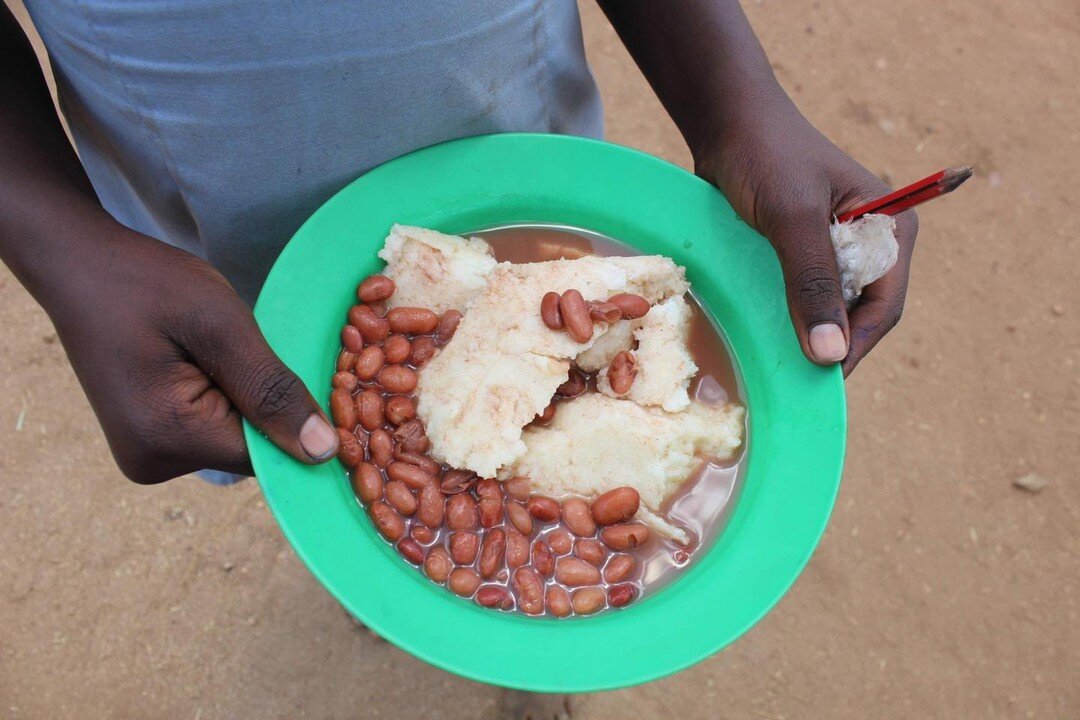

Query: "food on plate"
left=331, top=224, right=747, bottom=616
left=508, top=394, right=742, bottom=543
left=417, top=247, right=688, bottom=478
left=596, top=295, right=698, bottom=412
left=377, top=225, right=497, bottom=314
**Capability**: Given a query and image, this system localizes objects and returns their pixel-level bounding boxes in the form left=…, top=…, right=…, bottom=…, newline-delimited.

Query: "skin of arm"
left=599, top=0, right=918, bottom=374
left=0, top=7, right=338, bottom=483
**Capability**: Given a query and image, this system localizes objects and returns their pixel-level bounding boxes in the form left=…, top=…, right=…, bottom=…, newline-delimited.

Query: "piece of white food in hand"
left=830, top=213, right=899, bottom=304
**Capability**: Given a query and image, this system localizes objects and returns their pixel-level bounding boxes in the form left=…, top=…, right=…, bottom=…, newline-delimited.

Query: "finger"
left=116, top=382, right=253, bottom=484
left=841, top=209, right=917, bottom=376
left=198, top=421, right=254, bottom=477
left=172, top=391, right=254, bottom=477
left=841, top=267, right=907, bottom=377
left=184, top=306, right=339, bottom=465
left=770, top=209, right=850, bottom=366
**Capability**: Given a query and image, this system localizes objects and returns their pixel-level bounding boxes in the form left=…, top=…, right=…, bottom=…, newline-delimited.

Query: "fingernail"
left=809, top=323, right=848, bottom=363
left=299, top=414, right=338, bottom=461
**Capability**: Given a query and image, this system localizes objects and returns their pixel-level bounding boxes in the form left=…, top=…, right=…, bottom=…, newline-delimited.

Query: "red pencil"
left=837, top=166, right=972, bottom=223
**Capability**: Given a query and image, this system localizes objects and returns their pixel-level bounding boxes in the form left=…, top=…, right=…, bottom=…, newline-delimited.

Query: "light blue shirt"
left=24, top=0, right=603, bottom=303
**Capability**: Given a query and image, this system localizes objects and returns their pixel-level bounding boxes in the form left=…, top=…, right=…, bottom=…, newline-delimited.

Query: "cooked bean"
left=386, top=461, right=437, bottom=491
left=607, top=583, right=636, bottom=608
left=476, top=479, right=503, bottom=502
left=435, top=309, right=462, bottom=346
left=350, top=462, right=383, bottom=503
left=607, top=350, right=637, bottom=395
left=505, top=527, right=530, bottom=568
left=387, top=307, right=439, bottom=334
left=572, top=587, right=605, bottom=615
left=591, top=487, right=641, bottom=526
left=449, top=532, right=480, bottom=564
left=546, top=586, right=572, bottom=617
left=393, top=419, right=429, bottom=454
left=526, top=496, right=560, bottom=522
left=350, top=305, right=390, bottom=343
left=410, top=524, right=436, bottom=544
left=384, top=395, right=416, bottom=426
left=369, top=429, right=393, bottom=468
left=341, top=324, right=364, bottom=354
left=504, top=476, right=531, bottom=502
left=512, top=567, right=545, bottom=615
left=475, top=585, right=514, bottom=609
left=506, top=502, right=533, bottom=535
left=384, top=480, right=417, bottom=516
left=358, top=274, right=395, bottom=303
left=356, top=390, right=385, bottom=431
left=561, top=498, right=596, bottom=536
left=424, top=547, right=452, bottom=583
left=354, top=346, right=385, bottom=381
left=383, top=334, right=412, bottom=364
left=478, top=528, right=506, bottom=578
left=409, top=336, right=437, bottom=367
left=446, top=494, right=480, bottom=531
left=393, top=448, right=441, bottom=477
left=378, top=364, right=418, bottom=394
left=533, top=403, right=556, bottom=426
left=532, top=540, right=555, bottom=577
left=603, top=554, right=635, bottom=583
left=396, top=538, right=425, bottom=565
left=440, top=469, right=478, bottom=495
left=416, top=482, right=445, bottom=527
left=555, top=370, right=587, bottom=399
left=555, top=556, right=602, bottom=586
left=448, top=568, right=481, bottom=597
left=608, top=292, right=651, bottom=319
left=540, top=291, right=563, bottom=330
left=600, top=523, right=649, bottom=550
left=369, top=301, right=389, bottom=317
left=476, top=479, right=504, bottom=528
left=346, top=305, right=366, bottom=327
left=330, top=388, right=357, bottom=429
left=558, top=289, right=592, bottom=343
left=337, top=429, right=363, bottom=467
left=368, top=502, right=405, bottom=541
left=547, top=530, right=573, bottom=555
left=586, top=300, right=621, bottom=323
left=332, top=371, right=359, bottom=392
left=575, top=539, right=606, bottom=567
left=336, top=349, right=357, bottom=372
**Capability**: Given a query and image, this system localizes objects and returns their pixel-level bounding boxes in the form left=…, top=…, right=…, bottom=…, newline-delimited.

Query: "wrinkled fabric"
left=24, top=0, right=603, bottom=303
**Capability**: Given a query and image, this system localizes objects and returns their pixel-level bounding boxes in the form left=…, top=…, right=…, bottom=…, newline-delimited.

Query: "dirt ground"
left=2, top=1, right=1078, bottom=718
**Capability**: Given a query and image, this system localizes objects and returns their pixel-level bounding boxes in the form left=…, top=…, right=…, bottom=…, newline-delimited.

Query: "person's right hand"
left=51, top=227, right=338, bottom=484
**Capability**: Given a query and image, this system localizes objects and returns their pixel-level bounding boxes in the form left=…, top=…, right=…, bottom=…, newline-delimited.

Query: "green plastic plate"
left=244, top=133, right=845, bottom=692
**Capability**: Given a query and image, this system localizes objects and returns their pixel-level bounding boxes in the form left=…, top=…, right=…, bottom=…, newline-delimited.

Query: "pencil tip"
left=943, top=165, right=973, bottom=192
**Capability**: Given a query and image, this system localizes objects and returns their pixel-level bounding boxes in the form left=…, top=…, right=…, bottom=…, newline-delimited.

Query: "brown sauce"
left=475, top=224, right=749, bottom=598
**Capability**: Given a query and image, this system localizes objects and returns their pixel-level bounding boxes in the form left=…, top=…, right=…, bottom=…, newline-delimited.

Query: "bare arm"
left=597, top=0, right=785, bottom=160
left=0, top=8, right=109, bottom=302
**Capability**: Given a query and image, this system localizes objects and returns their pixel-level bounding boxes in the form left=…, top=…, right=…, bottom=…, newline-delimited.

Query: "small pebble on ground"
left=1012, top=473, right=1050, bottom=493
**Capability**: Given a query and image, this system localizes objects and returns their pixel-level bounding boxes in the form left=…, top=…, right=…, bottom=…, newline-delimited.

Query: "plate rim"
left=244, top=132, right=846, bottom=692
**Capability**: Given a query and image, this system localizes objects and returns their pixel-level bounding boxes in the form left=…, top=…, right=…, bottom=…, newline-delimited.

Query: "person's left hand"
left=693, top=96, right=918, bottom=376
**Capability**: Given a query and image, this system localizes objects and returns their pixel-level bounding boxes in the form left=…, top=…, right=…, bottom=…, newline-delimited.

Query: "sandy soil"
left=2, top=1, right=1078, bottom=718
